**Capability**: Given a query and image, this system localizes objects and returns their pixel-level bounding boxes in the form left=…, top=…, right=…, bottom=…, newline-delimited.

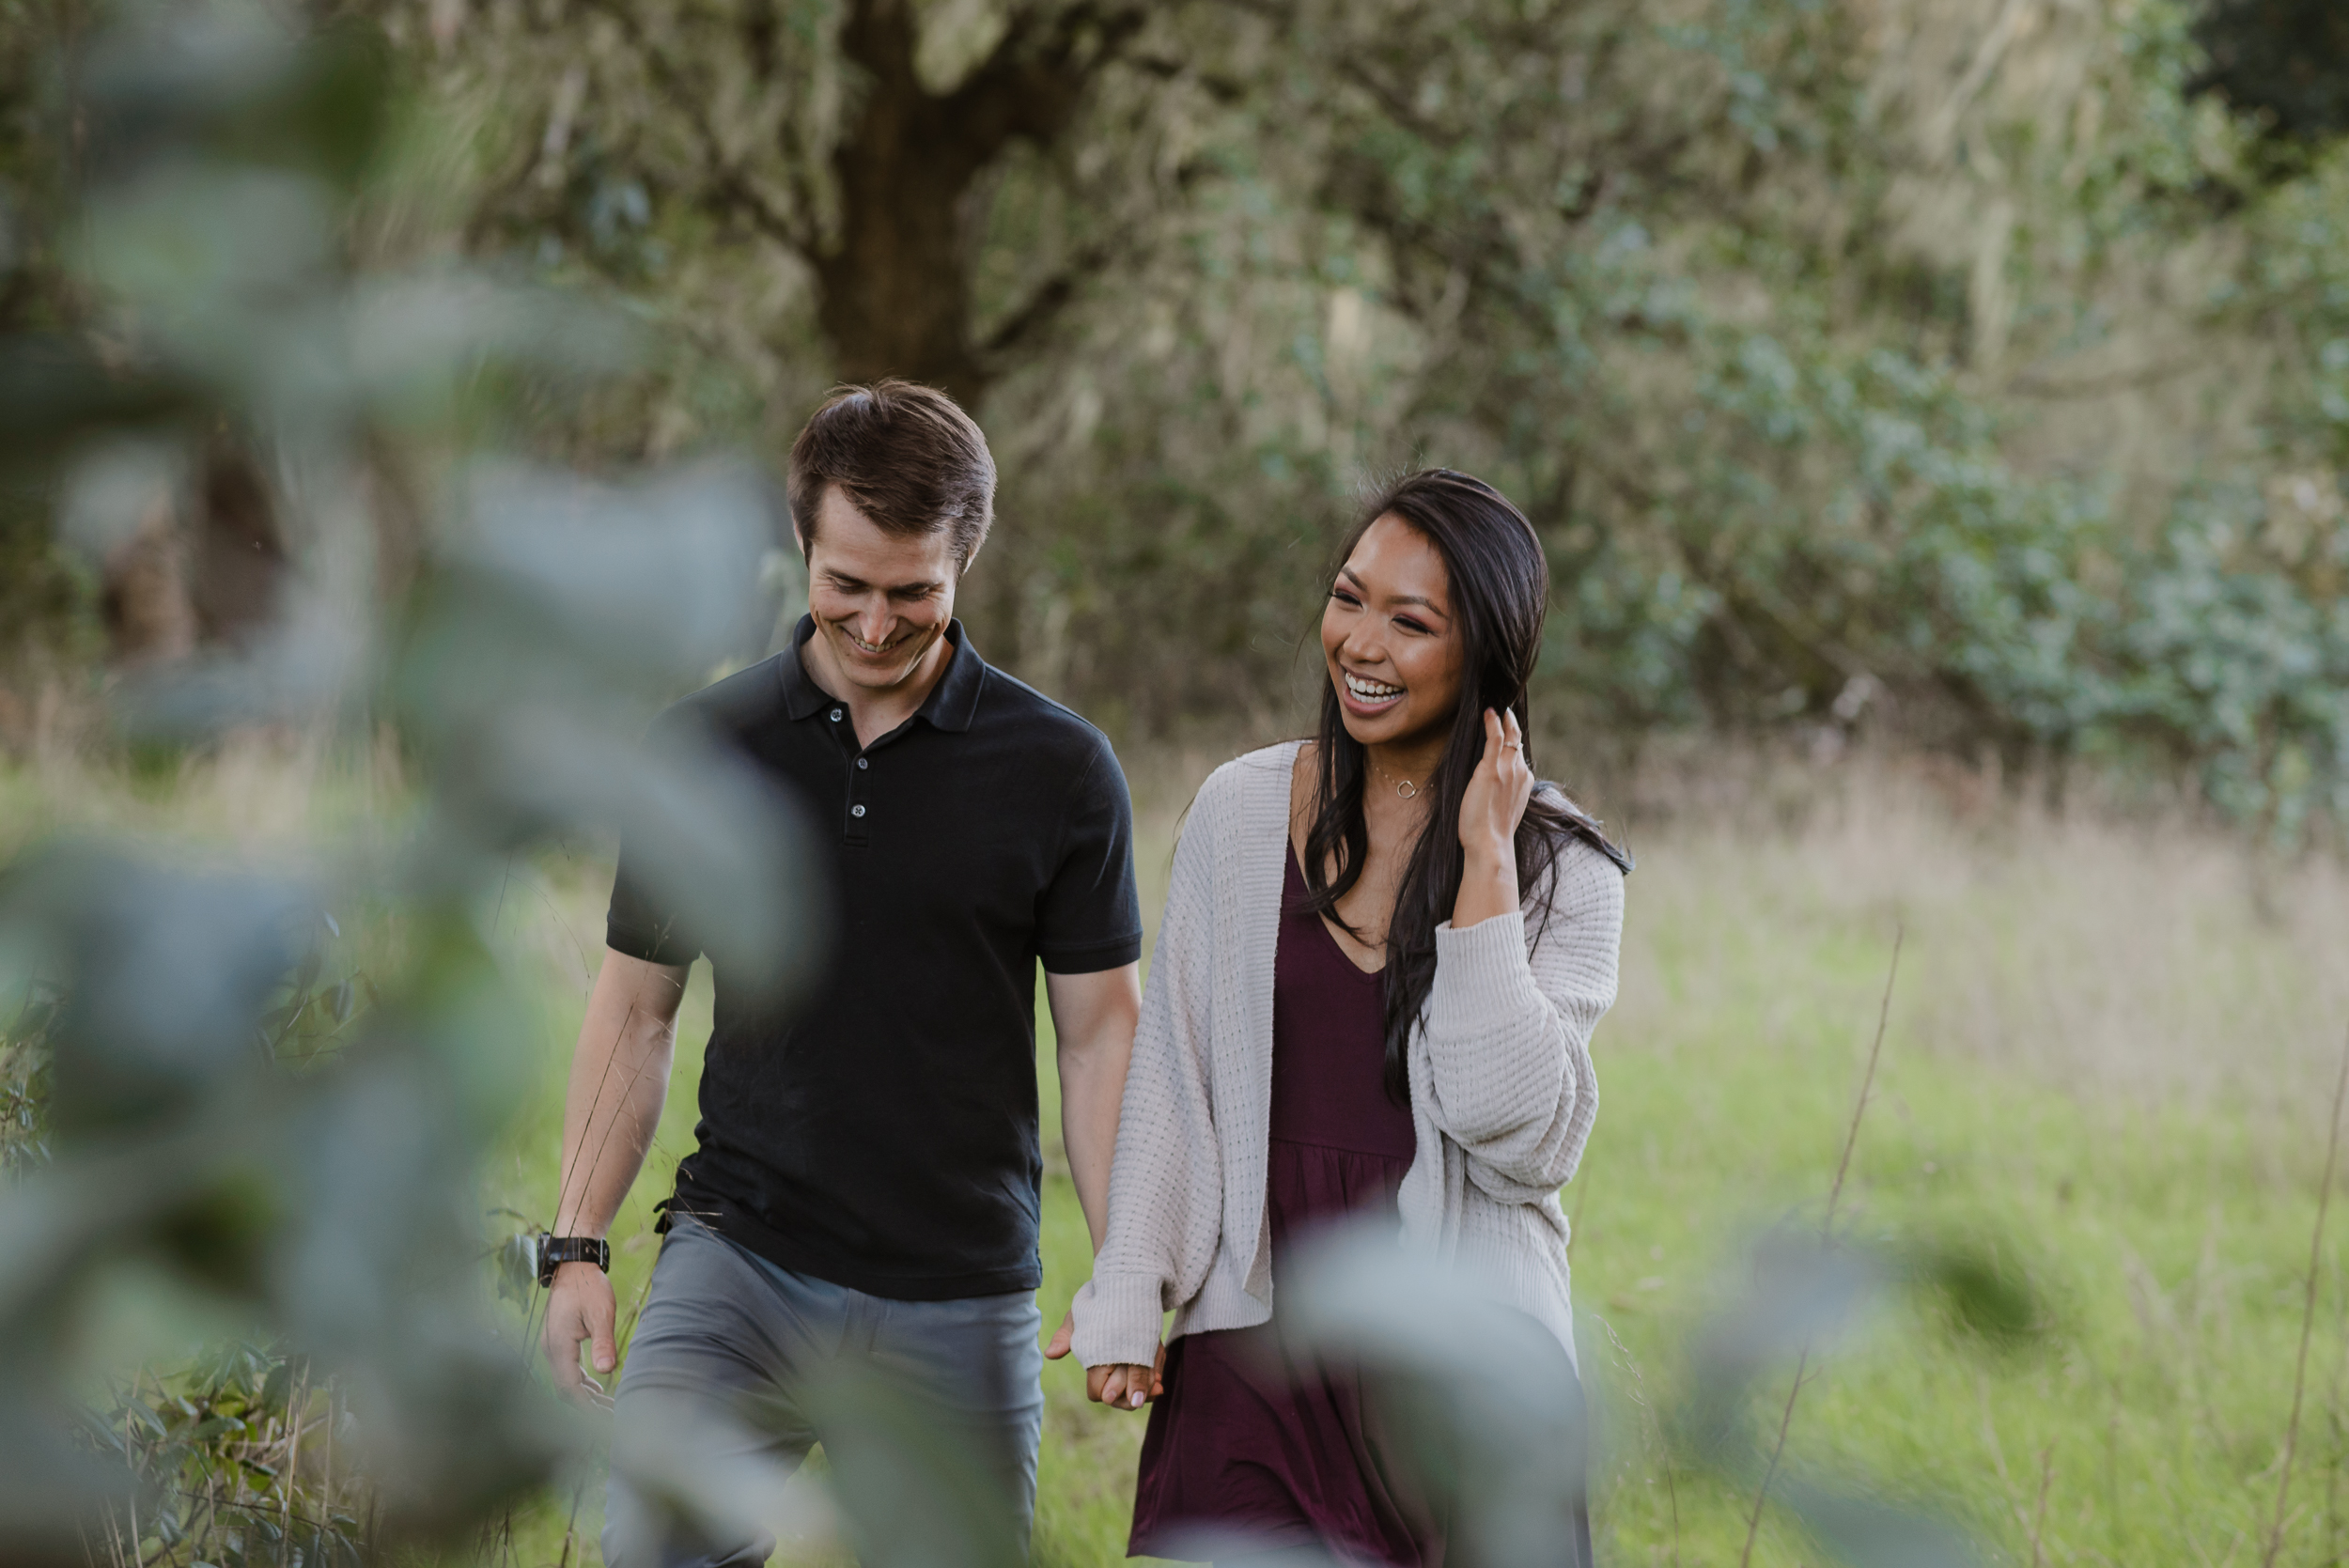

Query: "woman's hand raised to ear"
left=1453, top=708, right=1533, bottom=929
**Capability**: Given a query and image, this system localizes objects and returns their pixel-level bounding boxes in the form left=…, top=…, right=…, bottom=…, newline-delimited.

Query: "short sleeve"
left=1034, top=737, right=1143, bottom=974
left=605, top=707, right=705, bottom=967
left=606, top=843, right=699, bottom=966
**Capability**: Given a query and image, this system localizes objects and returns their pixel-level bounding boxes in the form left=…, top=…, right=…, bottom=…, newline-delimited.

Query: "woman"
left=1066, top=469, right=1629, bottom=1566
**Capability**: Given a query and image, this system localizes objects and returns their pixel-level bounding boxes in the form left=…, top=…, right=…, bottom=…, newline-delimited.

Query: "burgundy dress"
left=1128, top=845, right=1443, bottom=1567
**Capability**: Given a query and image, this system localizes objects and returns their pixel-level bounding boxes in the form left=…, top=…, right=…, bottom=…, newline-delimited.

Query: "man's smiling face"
left=799, top=484, right=963, bottom=697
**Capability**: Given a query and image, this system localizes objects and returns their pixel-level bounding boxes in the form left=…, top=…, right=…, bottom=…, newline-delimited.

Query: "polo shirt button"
left=851, top=803, right=866, bottom=817
left=830, top=707, right=842, bottom=722
left=856, top=757, right=869, bottom=769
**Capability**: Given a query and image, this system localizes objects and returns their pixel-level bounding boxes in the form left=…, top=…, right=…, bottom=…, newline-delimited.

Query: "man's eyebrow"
left=1338, top=567, right=1448, bottom=617
left=823, top=568, right=942, bottom=595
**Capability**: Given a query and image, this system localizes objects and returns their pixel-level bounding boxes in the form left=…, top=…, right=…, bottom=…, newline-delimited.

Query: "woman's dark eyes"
left=1331, top=590, right=1429, bottom=634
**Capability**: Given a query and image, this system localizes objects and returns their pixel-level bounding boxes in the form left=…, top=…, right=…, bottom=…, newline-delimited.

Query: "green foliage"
left=18, top=0, right=2349, bottom=828
left=80, top=1346, right=371, bottom=1568
left=0, top=890, right=398, bottom=1567
left=389, top=0, right=2349, bottom=834
left=1896, top=1232, right=2046, bottom=1354
left=0, top=984, right=54, bottom=1175
left=0, top=4, right=795, bottom=1561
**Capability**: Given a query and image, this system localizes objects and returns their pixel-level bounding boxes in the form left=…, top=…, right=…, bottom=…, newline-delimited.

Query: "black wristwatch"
left=537, top=1234, right=611, bottom=1286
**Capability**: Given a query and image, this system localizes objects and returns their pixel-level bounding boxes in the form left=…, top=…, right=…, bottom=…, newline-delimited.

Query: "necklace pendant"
left=1396, top=780, right=1417, bottom=800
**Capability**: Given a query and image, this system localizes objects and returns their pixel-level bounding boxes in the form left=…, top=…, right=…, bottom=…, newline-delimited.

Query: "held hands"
left=1453, top=708, right=1532, bottom=927
left=542, top=1260, right=618, bottom=1409
left=1088, top=1353, right=1166, bottom=1410
left=1044, top=1309, right=1165, bottom=1410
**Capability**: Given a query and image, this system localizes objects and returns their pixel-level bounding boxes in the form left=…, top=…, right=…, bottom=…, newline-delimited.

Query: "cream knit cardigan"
left=1069, top=740, right=1625, bottom=1372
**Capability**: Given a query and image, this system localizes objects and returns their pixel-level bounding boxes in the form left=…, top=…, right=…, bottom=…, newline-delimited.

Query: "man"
left=540, top=381, right=1143, bottom=1566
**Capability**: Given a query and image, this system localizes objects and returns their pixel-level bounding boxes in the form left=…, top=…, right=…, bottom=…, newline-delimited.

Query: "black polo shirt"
left=605, top=617, right=1142, bottom=1299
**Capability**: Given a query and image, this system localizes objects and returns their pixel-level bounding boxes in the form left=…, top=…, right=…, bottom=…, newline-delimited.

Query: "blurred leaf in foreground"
left=0, top=1, right=815, bottom=1560
left=1279, top=1222, right=2003, bottom=1568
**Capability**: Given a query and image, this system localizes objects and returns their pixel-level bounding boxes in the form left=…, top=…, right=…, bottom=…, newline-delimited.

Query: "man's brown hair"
left=787, top=380, right=996, bottom=568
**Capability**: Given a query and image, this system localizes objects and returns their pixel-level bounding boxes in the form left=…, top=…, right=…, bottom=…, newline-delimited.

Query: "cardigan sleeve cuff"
left=1428, top=908, right=1545, bottom=1036
left=1068, top=1273, right=1167, bottom=1368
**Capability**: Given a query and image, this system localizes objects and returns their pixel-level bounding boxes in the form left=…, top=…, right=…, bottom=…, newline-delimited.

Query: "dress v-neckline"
left=1285, top=841, right=1387, bottom=979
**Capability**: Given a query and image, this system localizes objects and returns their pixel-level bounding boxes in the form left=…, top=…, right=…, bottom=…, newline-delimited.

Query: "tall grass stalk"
left=2027, top=1443, right=2053, bottom=1568
left=1738, top=924, right=1904, bottom=1568
left=2261, top=1021, right=2349, bottom=1568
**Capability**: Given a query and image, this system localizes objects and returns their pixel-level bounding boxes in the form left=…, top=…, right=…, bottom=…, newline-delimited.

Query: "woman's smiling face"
left=1321, top=512, right=1465, bottom=752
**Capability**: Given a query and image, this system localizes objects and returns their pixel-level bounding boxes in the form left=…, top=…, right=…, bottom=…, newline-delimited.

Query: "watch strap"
left=537, top=1234, right=611, bottom=1285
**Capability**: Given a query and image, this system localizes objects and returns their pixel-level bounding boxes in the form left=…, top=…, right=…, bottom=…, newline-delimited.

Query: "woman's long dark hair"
left=1299, top=469, right=1630, bottom=1104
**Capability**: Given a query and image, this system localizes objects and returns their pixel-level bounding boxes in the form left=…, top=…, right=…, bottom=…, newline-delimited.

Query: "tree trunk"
left=818, top=0, right=991, bottom=402
left=816, top=0, right=1127, bottom=406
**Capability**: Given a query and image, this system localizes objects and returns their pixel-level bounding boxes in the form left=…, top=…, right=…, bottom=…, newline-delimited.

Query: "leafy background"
left=7, top=2, right=2349, bottom=1566
left=3, top=0, right=2347, bottom=829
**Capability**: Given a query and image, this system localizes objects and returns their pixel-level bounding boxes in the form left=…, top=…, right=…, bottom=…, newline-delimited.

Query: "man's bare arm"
left=1039, top=962, right=1149, bottom=1396
left=1046, top=962, right=1141, bottom=1251
left=542, top=948, right=690, bottom=1402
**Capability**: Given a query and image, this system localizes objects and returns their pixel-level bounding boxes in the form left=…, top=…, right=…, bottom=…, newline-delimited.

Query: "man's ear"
left=792, top=523, right=810, bottom=562
left=957, top=534, right=986, bottom=576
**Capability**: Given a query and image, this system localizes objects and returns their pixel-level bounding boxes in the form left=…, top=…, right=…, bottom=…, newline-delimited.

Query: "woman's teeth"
left=1344, top=672, right=1404, bottom=706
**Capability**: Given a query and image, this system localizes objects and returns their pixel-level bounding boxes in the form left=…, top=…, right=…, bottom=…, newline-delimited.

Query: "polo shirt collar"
left=776, top=615, right=986, bottom=734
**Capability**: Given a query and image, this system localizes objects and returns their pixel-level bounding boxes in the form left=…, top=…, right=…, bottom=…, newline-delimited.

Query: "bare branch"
left=1335, top=55, right=1462, bottom=149
left=948, top=0, right=1154, bottom=147
left=979, top=240, right=1119, bottom=358
left=2004, top=357, right=2207, bottom=400
left=1121, top=51, right=1249, bottom=103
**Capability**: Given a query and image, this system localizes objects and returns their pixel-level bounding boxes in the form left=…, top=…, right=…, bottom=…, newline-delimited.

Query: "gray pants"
left=602, top=1217, right=1045, bottom=1568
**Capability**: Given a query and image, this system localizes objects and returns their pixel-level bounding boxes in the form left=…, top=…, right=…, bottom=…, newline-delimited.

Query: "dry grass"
left=1595, top=743, right=2349, bottom=1124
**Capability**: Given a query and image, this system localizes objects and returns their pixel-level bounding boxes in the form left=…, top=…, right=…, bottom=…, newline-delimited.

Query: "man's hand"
left=542, top=1260, right=619, bottom=1407
left=1086, top=1350, right=1165, bottom=1410
left=542, top=949, right=685, bottom=1408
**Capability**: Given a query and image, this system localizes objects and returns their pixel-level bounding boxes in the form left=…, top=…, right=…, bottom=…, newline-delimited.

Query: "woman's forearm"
left=1450, top=844, right=1520, bottom=928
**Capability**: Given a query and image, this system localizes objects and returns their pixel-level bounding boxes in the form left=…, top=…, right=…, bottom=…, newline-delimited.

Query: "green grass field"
left=9, top=744, right=2347, bottom=1566
left=459, top=753, right=2349, bottom=1568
